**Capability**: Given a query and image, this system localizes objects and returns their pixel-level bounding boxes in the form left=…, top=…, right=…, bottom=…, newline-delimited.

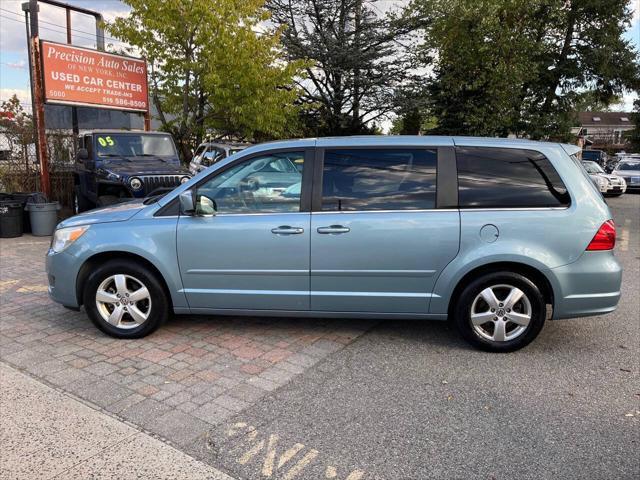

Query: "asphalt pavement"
left=189, top=194, right=639, bottom=480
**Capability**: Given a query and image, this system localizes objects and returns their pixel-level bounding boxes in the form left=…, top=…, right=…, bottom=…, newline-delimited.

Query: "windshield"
left=95, top=134, right=177, bottom=158
left=617, top=162, right=640, bottom=171
left=582, top=161, right=604, bottom=174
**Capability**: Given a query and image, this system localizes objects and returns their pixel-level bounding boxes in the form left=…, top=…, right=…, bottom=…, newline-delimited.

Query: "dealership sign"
left=41, top=41, right=149, bottom=112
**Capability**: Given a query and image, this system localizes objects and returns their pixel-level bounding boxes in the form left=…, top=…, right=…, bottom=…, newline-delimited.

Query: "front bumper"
left=603, top=184, right=626, bottom=195
left=550, top=251, right=622, bottom=319
left=46, top=249, right=82, bottom=308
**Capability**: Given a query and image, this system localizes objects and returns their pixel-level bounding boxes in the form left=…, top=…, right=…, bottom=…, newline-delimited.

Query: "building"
left=575, top=111, right=634, bottom=152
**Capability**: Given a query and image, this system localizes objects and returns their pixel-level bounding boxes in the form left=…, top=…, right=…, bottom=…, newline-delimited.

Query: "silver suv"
left=189, top=142, right=250, bottom=175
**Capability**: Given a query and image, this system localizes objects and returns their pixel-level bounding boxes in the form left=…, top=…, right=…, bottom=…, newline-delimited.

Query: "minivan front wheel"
left=83, top=260, right=168, bottom=338
left=454, top=272, right=546, bottom=352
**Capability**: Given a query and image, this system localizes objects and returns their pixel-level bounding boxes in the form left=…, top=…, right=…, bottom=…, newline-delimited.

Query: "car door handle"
left=317, top=225, right=350, bottom=234
left=271, top=226, right=304, bottom=235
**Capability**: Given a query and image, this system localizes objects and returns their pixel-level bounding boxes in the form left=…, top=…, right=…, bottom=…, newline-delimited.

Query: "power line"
left=0, top=7, right=127, bottom=45
left=0, top=13, right=126, bottom=47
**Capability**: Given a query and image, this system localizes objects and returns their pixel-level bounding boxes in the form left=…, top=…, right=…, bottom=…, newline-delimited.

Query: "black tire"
left=73, top=186, right=93, bottom=214
left=83, top=260, right=169, bottom=339
left=453, top=271, right=546, bottom=353
left=96, top=195, right=121, bottom=207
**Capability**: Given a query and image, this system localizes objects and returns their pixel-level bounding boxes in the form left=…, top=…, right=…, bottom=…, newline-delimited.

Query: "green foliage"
left=0, top=95, right=34, bottom=149
left=107, top=0, right=306, bottom=159
left=410, top=0, right=640, bottom=138
left=268, top=0, right=418, bottom=136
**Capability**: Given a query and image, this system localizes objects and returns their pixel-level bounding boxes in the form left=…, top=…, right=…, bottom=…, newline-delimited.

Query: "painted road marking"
left=227, top=422, right=367, bottom=479
left=17, top=284, right=49, bottom=293
left=0, top=280, right=19, bottom=292
left=618, top=227, right=629, bottom=252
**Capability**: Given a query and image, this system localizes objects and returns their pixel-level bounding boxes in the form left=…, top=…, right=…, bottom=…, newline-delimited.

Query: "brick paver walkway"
left=0, top=236, right=373, bottom=449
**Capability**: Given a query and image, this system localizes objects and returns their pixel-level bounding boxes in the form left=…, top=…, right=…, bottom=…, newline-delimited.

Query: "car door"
left=177, top=147, right=313, bottom=312
left=310, top=142, right=460, bottom=314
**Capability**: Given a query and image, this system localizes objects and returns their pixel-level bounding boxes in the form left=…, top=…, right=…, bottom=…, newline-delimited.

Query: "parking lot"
left=1, top=194, right=638, bottom=480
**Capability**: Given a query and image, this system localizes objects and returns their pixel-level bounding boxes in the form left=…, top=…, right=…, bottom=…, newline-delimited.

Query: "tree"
left=268, top=0, right=419, bottom=136
left=107, top=0, right=305, bottom=160
left=0, top=95, right=34, bottom=166
left=628, top=99, right=640, bottom=152
left=410, top=0, right=640, bottom=138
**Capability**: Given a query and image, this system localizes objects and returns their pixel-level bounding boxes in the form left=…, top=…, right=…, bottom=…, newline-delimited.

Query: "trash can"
left=0, top=200, right=24, bottom=238
left=9, top=192, right=45, bottom=233
left=25, top=201, right=60, bottom=236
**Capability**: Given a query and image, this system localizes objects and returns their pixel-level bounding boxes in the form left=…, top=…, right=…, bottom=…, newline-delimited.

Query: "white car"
left=582, top=160, right=626, bottom=196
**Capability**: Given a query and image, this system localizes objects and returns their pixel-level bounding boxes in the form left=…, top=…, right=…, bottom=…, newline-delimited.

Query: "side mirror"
left=77, top=148, right=88, bottom=161
left=179, top=190, right=195, bottom=215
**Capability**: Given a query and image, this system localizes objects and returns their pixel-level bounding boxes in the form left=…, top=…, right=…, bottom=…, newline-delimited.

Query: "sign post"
left=26, top=0, right=50, bottom=198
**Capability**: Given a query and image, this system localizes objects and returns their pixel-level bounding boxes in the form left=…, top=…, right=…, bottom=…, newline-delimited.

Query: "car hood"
left=57, top=199, right=146, bottom=228
left=614, top=170, right=640, bottom=176
left=589, top=172, right=623, bottom=181
left=101, top=158, right=188, bottom=176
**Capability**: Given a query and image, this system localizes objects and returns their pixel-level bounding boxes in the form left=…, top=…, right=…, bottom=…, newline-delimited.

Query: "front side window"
left=321, top=149, right=437, bottom=211
left=196, top=151, right=304, bottom=214
left=456, top=147, right=570, bottom=208
left=202, top=147, right=226, bottom=167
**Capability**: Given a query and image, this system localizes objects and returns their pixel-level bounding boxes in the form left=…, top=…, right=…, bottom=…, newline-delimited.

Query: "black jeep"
left=73, top=130, right=191, bottom=213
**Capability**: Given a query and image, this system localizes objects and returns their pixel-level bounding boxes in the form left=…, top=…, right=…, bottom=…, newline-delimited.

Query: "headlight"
left=129, top=177, right=143, bottom=190
left=51, top=226, right=89, bottom=253
left=180, top=176, right=190, bottom=184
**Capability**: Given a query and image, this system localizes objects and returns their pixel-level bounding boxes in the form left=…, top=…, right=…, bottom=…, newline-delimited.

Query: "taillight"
left=586, top=220, right=616, bottom=251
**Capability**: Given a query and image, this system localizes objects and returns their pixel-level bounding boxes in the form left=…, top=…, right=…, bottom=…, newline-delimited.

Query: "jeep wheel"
left=83, top=260, right=169, bottom=338
left=73, top=186, right=93, bottom=214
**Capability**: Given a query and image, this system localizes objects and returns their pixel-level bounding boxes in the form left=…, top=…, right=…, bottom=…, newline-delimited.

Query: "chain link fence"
left=0, top=129, right=75, bottom=214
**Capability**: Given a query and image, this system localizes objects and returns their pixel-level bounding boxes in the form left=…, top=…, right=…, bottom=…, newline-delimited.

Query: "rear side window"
left=322, top=149, right=437, bottom=211
left=456, top=147, right=570, bottom=208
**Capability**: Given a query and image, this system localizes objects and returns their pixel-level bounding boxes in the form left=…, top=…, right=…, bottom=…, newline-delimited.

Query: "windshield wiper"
left=138, top=154, right=168, bottom=162
left=100, top=154, right=132, bottom=161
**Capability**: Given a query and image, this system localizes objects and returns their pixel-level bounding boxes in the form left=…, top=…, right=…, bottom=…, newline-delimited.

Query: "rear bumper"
left=550, top=251, right=622, bottom=319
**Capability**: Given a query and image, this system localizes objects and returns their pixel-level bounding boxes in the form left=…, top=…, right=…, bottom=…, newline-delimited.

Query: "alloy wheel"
left=470, top=284, right=532, bottom=342
left=95, top=274, right=152, bottom=329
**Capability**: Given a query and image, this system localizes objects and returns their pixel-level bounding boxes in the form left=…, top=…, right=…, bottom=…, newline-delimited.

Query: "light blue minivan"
left=46, top=137, right=622, bottom=352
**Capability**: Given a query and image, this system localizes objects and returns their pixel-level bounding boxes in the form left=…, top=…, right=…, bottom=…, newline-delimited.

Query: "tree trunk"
left=541, top=4, right=577, bottom=112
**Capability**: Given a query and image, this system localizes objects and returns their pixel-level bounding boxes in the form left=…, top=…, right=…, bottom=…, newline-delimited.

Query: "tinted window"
left=197, top=151, right=304, bottom=213
left=456, top=147, right=570, bottom=208
left=322, top=149, right=437, bottom=211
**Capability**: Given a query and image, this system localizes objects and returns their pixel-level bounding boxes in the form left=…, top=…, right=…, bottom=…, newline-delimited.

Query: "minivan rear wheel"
left=454, top=272, right=546, bottom=352
left=83, top=260, right=168, bottom=338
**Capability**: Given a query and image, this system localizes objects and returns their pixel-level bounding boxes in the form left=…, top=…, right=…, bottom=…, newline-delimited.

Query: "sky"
left=1, top=0, right=639, bottom=118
